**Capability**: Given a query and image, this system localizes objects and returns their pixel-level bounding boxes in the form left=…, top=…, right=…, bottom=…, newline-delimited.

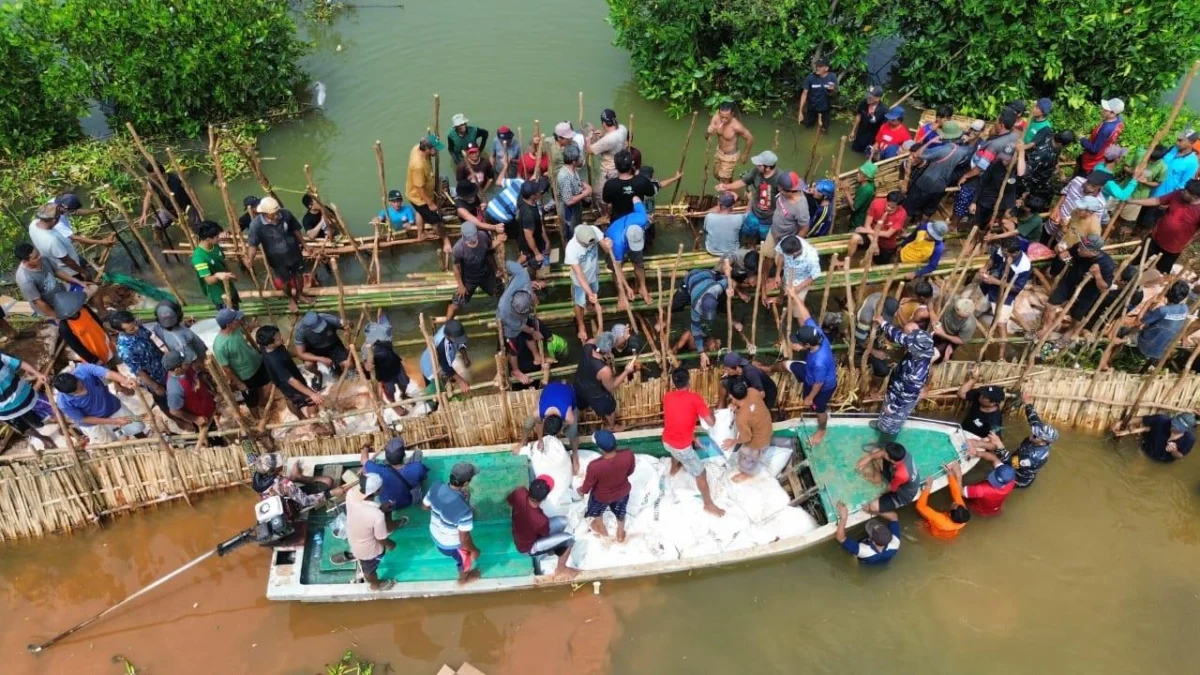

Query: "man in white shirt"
left=29, top=204, right=93, bottom=281
left=586, top=108, right=629, bottom=181
left=564, top=225, right=606, bottom=341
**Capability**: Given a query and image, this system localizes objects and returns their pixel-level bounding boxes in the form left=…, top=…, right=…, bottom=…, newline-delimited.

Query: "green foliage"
left=1054, top=99, right=1200, bottom=162
left=893, top=0, right=1200, bottom=118
left=305, top=0, right=349, bottom=23
left=606, top=0, right=890, bottom=117
left=324, top=649, right=376, bottom=675
left=0, top=6, right=84, bottom=157
left=18, top=0, right=308, bottom=138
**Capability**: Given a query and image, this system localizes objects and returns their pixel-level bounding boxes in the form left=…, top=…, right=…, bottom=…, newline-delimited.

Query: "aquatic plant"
left=323, top=649, right=377, bottom=675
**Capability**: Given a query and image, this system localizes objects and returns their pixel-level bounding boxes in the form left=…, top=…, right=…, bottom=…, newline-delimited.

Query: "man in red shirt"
left=841, top=191, right=908, bottom=268
left=578, top=429, right=636, bottom=542
left=1128, top=179, right=1200, bottom=273
left=873, top=106, right=912, bottom=160
left=963, top=444, right=1017, bottom=516
left=507, top=476, right=579, bottom=578
left=661, top=368, right=725, bottom=517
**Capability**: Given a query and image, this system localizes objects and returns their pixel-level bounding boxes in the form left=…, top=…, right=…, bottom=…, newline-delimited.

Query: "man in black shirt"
left=516, top=178, right=549, bottom=277
left=601, top=150, right=663, bottom=221
left=454, top=180, right=496, bottom=233
left=798, top=58, right=838, bottom=129
left=718, top=352, right=778, bottom=411
left=446, top=222, right=505, bottom=320
left=238, top=195, right=259, bottom=232
left=1042, top=234, right=1114, bottom=333
left=957, top=366, right=1005, bottom=451
left=850, top=85, right=886, bottom=154
left=972, top=138, right=1025, bottom=228
left=1113, top=412, right=1195, bottom=462
left=300, top=193, right=328, bottom=240
left=246, top=196, right=311, bottom=312
left=255, top=325, right=324, bottom=420
left=293, top=311, right=351, bottom=388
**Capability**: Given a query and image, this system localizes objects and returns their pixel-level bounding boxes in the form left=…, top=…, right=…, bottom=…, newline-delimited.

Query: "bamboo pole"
left=985, top=152, right=1018, bottom=228
left=106, top=193, right=188, bottom=305
left=773, top=129, right=781, bottom=154
left=750, top=250, right=767, bottom=349
left=803, top=124, right=824, bottom=182
left=664, top=243, right=685, bottom=363
left=131, top=387, right=194, bottom=508
left=206, top=353, right=257, bottom=432
left=843, top=262, right=858, bottom=385
left=726, top=263, right=735, bottom=351
left=432, top=94, right=441, bottom=200
left=699, top=132, right=714, bottom=197
left=329, top=259, right=386, bottom=431
left=418, top=312, right=449, bottom=411
left=374, top=141, right=389, bottom=252
left=604, top=246, right=637, bottom=335
left=656, top=266, right=668, bottom=371
left=98, top=207, right=143, bottom=271
left=670, top=111, right=699, bottom=207
left=834, top=135, right=847, bottom=181
left=578, top=92, right=584, bottom=128
left=819, top=253, right=837, bottom=326
left=328, top=204, right=372, bottom=282
left=228, top=134, right=280, bottom=203
left=164, top=147, right=205, bottom=221
left=627, top=113, right=635, bottom=148
left=207, top=126, right=247, bottom=255
left=125, top=123, right=197, bottom=247
left=532, top=120, right=543, bottom=180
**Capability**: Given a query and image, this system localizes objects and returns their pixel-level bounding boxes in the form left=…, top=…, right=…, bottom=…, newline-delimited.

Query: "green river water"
left=2, top=2, right=1199, bottom=673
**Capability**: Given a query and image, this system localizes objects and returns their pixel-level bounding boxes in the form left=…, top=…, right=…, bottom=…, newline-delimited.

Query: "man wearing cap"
left=492, top=126, right=521, bottom=180
left=957, top=108, right=1020, bottom=206
left=1049, top=170, right=1110, bottom=242
left=407, top=134, right=450, bottom=254
left=707, top=101, right=755, bottom=183
left=705, top=191, right=744, bottom=256
left=238, top=195, right=260, bottom=231
left=850, top=85, right=886, bottom=154
left=421, top=318, right=472, bottom=396
left=716, top=150, right=779, bottom=243
left=975, top=238, right=1030, bottom=342
left=574, top=332, right=637, bottom=430
left=719, top=351, right=778, bottom=411
left=376, top=189, right=418, bottom=232
left=785, top=301, right=836, bottom=445
left=969, top=117, right=1025, bottom=228
left=1155, top=129, right=1200, bottom=199
left=13, top=243, right=90, bottom=318
left=245, top=196, right=311, bottom=312
left=1126, top=178, right=1200, bottom=274
left=362, top=438, right=429, bottom=514
left=446, top=221, right=505, bottom=320
left=931, top=298, right=977, bottom=362
left=842, top=190, right=908, bottom=267
left=111, top=310, right=171, bottom=411
left=294, top=311, right=351, bottom=387
left=452, top=179, right=489, bottom=233
left=213, top=309, right=269, bottom=413
left=256, top=325, right=324, bottom=420
left=848, top=162, right=878, bottom=230
left=873, top=317, right=936, bottom=442
left=192, top=220, right=239, bottom=309
left=422, top=461, right=482, bottom=583
left=360, top=310, right=411, bottom=404
left=565, top=225, right=605, bottom=341
left=544, top=122, right=586, bottom=178
left=586, top=108, right=629, bottom=181
left=1113, top=411, right=1195, bottom=463
left=798, top=58, right=838, bottom=129
left=578, top=429, right=636, bottom=541
left=163, top=349, right=218, bottom=434
left=835, top=501, right=900, bottom=564
left=761, top=170, right=810, bottom=261
left=1042, top=233, right=1114, bottom=335
left=873, top=107, right=911, bottom=160
left=515, top=177, right=550, bottom=276
left=151, top=300, right=208, bottom=368
left=957, top=365, right=1005, bottom=451
left=1023, top=98, right=1053, bottom=145
left=962, top=448, right=1017, bottom=516
left=672, top=265, right=733, bottom=369
left=53, top=364, right=145, bottom=444
left=508, top=476, right=578, bottom=576
left=455, top=143, right=496, bottom=194
left=898, top=219, right=949, bottom=279
left=29, top=203, right=94, bottom=283
left=1079, top=98, right=1125, bottom=174
left=907, top=121, right=970, bottom=220
left=497, top=260, right=549, bottom=387
left=55, top=291, right=114, bottom=365
left=557, top=143, right=592, bottom=240
left=342, top=472, right=399, bottom=591
left=446, top=114, right=489, bottom=166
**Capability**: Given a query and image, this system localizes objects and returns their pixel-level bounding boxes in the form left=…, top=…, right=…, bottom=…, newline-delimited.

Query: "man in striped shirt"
left=0, top=352, right=54, bottom=450
left=422, top=462, right=481, bottom=584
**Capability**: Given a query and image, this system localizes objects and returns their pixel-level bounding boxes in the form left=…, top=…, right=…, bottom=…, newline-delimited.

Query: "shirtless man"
left=707, top=102, right=754, bottom=184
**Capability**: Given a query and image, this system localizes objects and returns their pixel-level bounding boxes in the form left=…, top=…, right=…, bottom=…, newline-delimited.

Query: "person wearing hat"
left=48, top=194, right=113, bottom=268
left=565, top=225, right=605, bottom=341
left=455, top=142, right=496, bottom=194
left=453, top=178, right=487, bottom=232
left=1113, top=411, right=1196, bottom=463
left=1023, top=98, right=1053, bottom=145
left=245, top=195, right=311, bottom=312
left=850, top=84, right=886, bottom=154
left=1042, top=233, right=1114, bottom=334
left=407, top=134, right=450, bottom=254
left=519, top=381, right=581, bottom=468
left=54, top=290, right=114, bottom=365
left=603, top=151, right=671, bottom=307
left=1153, top=128, right=1200, bottom=200
left=0, top=350, right=55, bottom=451
left=719, top=351, right=778, bottom=410
left=783, top=300, right=836, bottom=445
left=556, top=143, right=593, bottom=240
left=359, top=309, right=411, bottom=405
left=212, top=308, right=269, bottom=412
left=671, top=264, right=733, bottom=369
left=979, top=391, right=1056, bottom=488
left=957, top=364, right=1006, bottom=449
left=842, top=190, right=908, bottom=268
left=341, top=472, right=400, bottom=591
left=236, top=196, right=261, bottom=232
left=1097, top=143, right=1130, bottom=175
left=421, top=318, right=473, bottom=396
left=422, top=461, right=482, bottom=583
left=835, top=500, right=901, bottom=564
left=508, top=476, right=579, bottom=577
left=542, top=121, right=586, bottom=178
left=28, top=202, right=93, bottom=282
left=53, top=363, right=145, bottom=444
left=1049, top=169, right=1109, bottom=243
left=13, top=242, right=89, bottom=319
left=111, top=310, right=171, bottom=411
left=872, top=106, right=912, bottom=160
left=578, top=429, right=636, bottom=541
left=898, top=219, right=950, bottom=279
left=151, top=300, right=208, bottom=368
left=761, top=170, right=810, bottom=263
left=906, top=121, right=971, bottom=220
left=704, top=191, right=743, bottom=256
left=251, top=451, right=337, bottom=511
left=798, top=57, right=838, bottom=129
left=192, top=220, right=239, bottom=310
left=446, top=113, right=489, bottom=166
left=361, top=437, right=429, bottom=513
left=872, top=316, right=936, bottom=442
left=1023, top=130, right=1076, bottom=207
left=770, top=234, right=822, bottom=325
left=1079, top=98, right=1125, bottom=174
left=805, top=179, right=836, bottom=239
left=955, top=108, right=1020, bottom=220
left=854, top=291, right=900, bottom=354
left=497, top=260, right=551, bottom=388
left=716, top=149, right=779, bottom=243
left=962, top=447, right=1017, bottom=516
left=163, top=348, right=218, bottom=434
left=574, top=332, right=637, bottom=430
left=586, top=108, right=629, bottom=181
left=294, top=310, right=351, bottom=388
left=857, top=441, right=921, bottom=514
left=707, top=101, right=755, bottom=182
left=515, top=175, right=550, bottom=276
left=1110, top=145, right=1169, bottom=231
left=492, top=125, right=521, bottom=180
left=969, top=124, right=1026, bottom=228
left=256, top=324, right=325, bottom=420
left=848, top=162, right=878, bottom=230
left=446, top=221, right=505, bottom=321
left=913, top=105, right=954, bottom=149
left=976, top=237, right=1030, bottom=342
left=931, top=298, right=977, bottom=362
left=376, top=189, right=418, bottom=232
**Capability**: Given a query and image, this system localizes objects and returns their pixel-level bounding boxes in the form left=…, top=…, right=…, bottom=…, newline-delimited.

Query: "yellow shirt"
left=899, top=230, right=935, bottom=264
left=405, top=145, right=433, bottom=206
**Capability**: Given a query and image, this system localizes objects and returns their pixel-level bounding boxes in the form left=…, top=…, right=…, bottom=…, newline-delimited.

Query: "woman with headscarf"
left=873, top=317, right=936, bottom=442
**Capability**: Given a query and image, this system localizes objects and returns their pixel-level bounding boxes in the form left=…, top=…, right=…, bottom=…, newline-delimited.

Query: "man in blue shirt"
left=485, top=177, right=531, bottom=238
left=361, top=437, right=428, bottom=518
left=422, top=461, right=481, bottom=584
left=671, top=266, right=731, bottom=369
left=835, top=501, right=900, bottom=565
left=1153, top=130, right=1199, bottom=199
left=786, top=301, right=837, bottom=446
left=1134, top=280, right=1190, bottom=361
left=419, top=319, right=472, bottom=397
left=519, top=381, right=580, bottom=471
left=377, top=190, right=417, bottom=232
left=53, top=363, right=146, bottom=444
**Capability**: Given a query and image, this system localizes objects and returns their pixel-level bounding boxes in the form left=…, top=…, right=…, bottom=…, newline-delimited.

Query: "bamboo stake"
left=819, top=253, right=837, bottom=326
left=418, top=313, right=449, bottom=410
left=228, top=134, right=280, bottom=203
left=699, top=132, right=714, bottom=197
left=627, top=113, right=635, bottom=148
left=664, top=244, right=684, bottom=363
left=207, top=126, right=247, bottom=255
left=803, top=123, right=824, bottom=182
left=670, top=111, right=699, bottom=207
left=772, top=129, right=781, bottom=154
left=107, top=193, right=188, bottom=305
left=834, top=135, right=847, bottom=181
left=656, top=266, right=667, bottom=371
left=750, top=250, right=767, bottom=348
left=328, top=204, right=371, bottom=282
left=164, top=147, right=205, bottom=221
left=726, top=263, right=735, bottom=351
left=125, top=123, right=197, bottom=247
left=604, top=246, right=637, bottom=335
left=374, top=141, right=389, bottom=252
left=98, top=208, right=144, bottom=271
left=843, top=261, right=858, bottom=385
left=433, top=94, right=441, bottom=201
left=206, top=353, right=256, bottom=431
left=533, top=120, right=543, bottom=180
left=578, top=92, right=584, bottom=128
left=117, top=158, right=181, bottom=264
left=131, top=387, right=193, bottom=507
left=985, top=152, right=1018, bottom=228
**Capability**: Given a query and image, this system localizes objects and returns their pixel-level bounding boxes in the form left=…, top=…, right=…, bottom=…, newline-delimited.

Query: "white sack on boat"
left=518, top=436, right=575, bottom=517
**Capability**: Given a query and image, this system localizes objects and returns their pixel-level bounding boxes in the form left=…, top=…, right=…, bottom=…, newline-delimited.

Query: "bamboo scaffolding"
left=671, top=111, right=699, bottom=214
left=130, top=387, right=193, bottom=508
left=433, top=94, right=441, bottom=201
left=126, top=123, right=198, bottom=248
left=165, top=147, right=205, bottom=222
left=106, top=192, right=188, bottom=306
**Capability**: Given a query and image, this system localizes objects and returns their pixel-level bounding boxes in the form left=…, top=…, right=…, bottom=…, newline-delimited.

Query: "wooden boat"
left=265, top=414, right=975, bottom=602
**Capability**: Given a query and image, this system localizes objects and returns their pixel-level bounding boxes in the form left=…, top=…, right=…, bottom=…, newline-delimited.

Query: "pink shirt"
left=346, top=489, right=389, bottom=560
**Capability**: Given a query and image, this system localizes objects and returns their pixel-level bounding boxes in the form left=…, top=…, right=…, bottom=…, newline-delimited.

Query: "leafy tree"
left=0, top=6, right=84, bottom=158
left=21, top=0, right=308, bottom=138
left=606, top=0, right=890, bottom=117
left=893, top=0, right=1200, bottom=117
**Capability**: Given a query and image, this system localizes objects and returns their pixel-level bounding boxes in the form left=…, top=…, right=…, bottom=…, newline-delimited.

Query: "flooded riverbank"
left=3, top=425, right=1198, bottom=674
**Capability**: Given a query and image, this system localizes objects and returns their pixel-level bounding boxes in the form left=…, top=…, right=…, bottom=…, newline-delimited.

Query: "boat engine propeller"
left=216, top=496, right=297, bottom=556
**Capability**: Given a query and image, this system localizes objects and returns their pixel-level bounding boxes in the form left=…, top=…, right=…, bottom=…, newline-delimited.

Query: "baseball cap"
left=466, top=142, right=480, bottom=155
left=980, top=385, right=1005, bottom=403
left=987, top=464, right=1016, bottom=488
left=575, top=224, right=598, bottom=246
left=776, top=170, right=801, bottom=192
left=594, top=430, right=617, bottom=452
left=954, top=298, right=975, bottom=317
left=791, top=325, right=822, bottom=346
left=901, top=140, right=916, bottom=152
left=529, top=476, right=552, bottom=501
left=460, top=221, right=479, bottom=240
left=885, top=106, right=905, bottom=121
left=423, top=132, right=445, bottom=150
left=997, top=108, right=1018, bottom=129
left=595, top=331, right=616, bottom=354
left=449, top=462, right=478, bottom=486
left=1085, top=171, right=1111, bottom=187
left=867, top=84, right=883, bottom=98
left=56, top=193, right=83, bottom=211
left=927, top=220, right=949, bottom=241
left=1006, top=100, right=1027, bottom=116
left=750, top=150, right=778, bottom=167
left=243, top=195, right=261, bottom=208
left=361, top=473, right=384, bottom=497
left=443, top=319, right=467, bottom=344
left=626, top=225, right=646, bottom=252
left=216, top=308, right=244, bottom=329
left=155, top=301, right=181, bottom=329
left=256, top=196, right=281, bottom=214
left=451, top=113, right=469, bottom=126
left=814, top=57, right=829, bottom=67
left=722, top=352, right=749, bottom=368
left=387, top=189, right=403, bottom=201
left=497, top=125, right=514, bottom=140
left=881, top=296, right=900, bottom=321
left=1080, top=233, right=1106, bottom=250
left=519, top=181, right=539, bottom=199
left=969, top=119, right=986, bottom=132
left=1103, top=145, right=1128, bottom=162
left=1036, top=98, right=1053, bottom=115
left=939, top=120, right=964, bottom=140
left=718, top=191, right=736, bottom=208
left=162, top=349, right=187, bottom=371
left=364, top=320, right=392, bottom=345
left=383, top=437, right=406, bottom=464
left=1101, top=98, right=1125, bottom=114
left=300, top=311, right=329, bottom=333
left=1171, top=412, right=1195, bottom=432
left=554, top=122, right=574, bottom=140
left=1178, top=128, right=1200, bottom=143
left=35, top=204, right=57, bottom=220
left=865, top=520, right=892, bottom=547
left=510, top=289, right=533, bottom=315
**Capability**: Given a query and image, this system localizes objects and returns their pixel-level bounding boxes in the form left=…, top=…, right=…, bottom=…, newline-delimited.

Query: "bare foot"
left=731, top=471, right=752, bottom=483
left=616, top=526, right=627, bottom=543
left=809, top=429, right=826, bottom=446
left=555, top=567, right=581, bottom=580
left=287, top=299, right=299, bottom=313
left=703, top=503, right=726, bottom=517
left=589, top=519, right=609, bottom=538
left=458, top=569, right=481, bottom=585
left=639, top=290, right=653, bottom=306
left=617, top=297, right=630, bottom=311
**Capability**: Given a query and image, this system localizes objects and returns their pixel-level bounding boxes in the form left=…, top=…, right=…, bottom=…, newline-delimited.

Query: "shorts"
left=271, top=260, right=307, bottom=291
left=872, top=248, right=896, bottom=265
left=869, top=355, right=892, bottom=378
left=241, top=364, right=271, bottom=407
left=413, top=202, right=444, bottom=225
left=664, top=441, right=705, bottom=477
left=736, top=445, right=764, bottom=474
left=714, top=148, right=739, bottom=182
left=953, top=186, right=977, bottom=218
left=585, top=493, right=630, bottom=520
left=437, top=545, right=467, bottom=570
left=452, top=275, right=503, bottom=307
left=802, top=106, right=831, bottom=129
left=878, top=486, right=918, bottom=512
left=309, top=339, right=350, bottom=369
left=1119, top=202, right=1142, bottom=222
left=359, top=553, right=384, bottom=576
left=803, top=383, right=834, bottom=413
left=80, top=402, right=146, bottom=444
left=3, top=407, right=48, bottom=434
left=572, top=280, right=600, bottom=308
left=741, top=212, right=769, bottom=240
left=581, top=393, right=617, bottom=418
left=1047, top=281, right=1073, bottom=307
left=988, top=300, right=1015, bottom=323
left=1148, top=239, right=1179, bottom=274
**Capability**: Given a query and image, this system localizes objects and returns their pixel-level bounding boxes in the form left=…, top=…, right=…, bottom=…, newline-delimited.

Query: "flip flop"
left=393, top=516, right=410, bottom=529
left=331, top=552, right=354, bottom=565
left=373, top=580, right=395, bottom=591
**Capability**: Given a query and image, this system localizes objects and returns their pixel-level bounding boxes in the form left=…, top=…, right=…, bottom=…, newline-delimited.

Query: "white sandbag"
left=761, top=444, right=793, bottom=478
left=707, top=408, right=738, bottom=457
left=625, top=455, right=666, bottom=517
left=761, top=507, right=820, bottom=541
left=518, top=436, right=574, bottom=516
